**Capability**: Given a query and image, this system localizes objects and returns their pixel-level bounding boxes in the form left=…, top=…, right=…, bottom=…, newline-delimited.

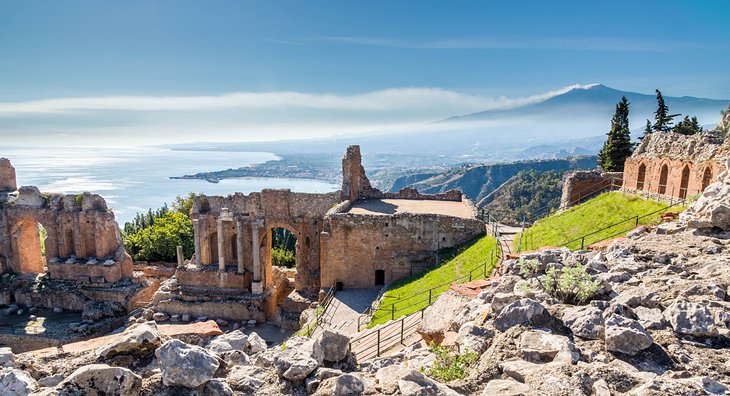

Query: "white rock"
left=59, top=364, right=141, bottom=396
left=155, top=339, right=220, bottom=388
left=0, top=368, right=37, bottom=395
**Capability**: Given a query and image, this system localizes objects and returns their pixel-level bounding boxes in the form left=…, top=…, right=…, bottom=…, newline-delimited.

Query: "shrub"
left=271, top=247, right=295, bottom=268
left=123, top=211, right=194, bottom=262
left=423, top=343, right=478, bottom=382
left=539, top=264, right=600, bottom=304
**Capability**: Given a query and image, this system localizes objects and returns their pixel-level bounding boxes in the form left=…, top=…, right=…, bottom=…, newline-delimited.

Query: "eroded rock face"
left=684, top=158, right=730, bottom=230
left=663, top=299, right=718, bottom=337
left=96, top=321, right=162, bottom=359
left=417, top=290, right=470, bottom=344
left=155, top=339, right=220, bottom=388
left=59, top=364, right=141, bottom=396
left=604, top=314, right=653, bottom=355
left=0, top=347, right=14, bottom=368
left=519, top=331, right=576, bottom=363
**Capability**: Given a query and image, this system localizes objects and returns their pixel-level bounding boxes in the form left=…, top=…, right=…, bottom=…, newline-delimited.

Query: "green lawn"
left=516, top=192, right=683, bottom=252
left=369, top=234, right=499, bottom=327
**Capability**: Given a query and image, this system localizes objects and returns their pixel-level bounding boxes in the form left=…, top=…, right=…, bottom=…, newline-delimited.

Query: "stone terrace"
left=347, top=198, right=476, bottom=219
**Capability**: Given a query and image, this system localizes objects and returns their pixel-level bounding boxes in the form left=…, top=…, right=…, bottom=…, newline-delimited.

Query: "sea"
left=0, top=147, right=340, bottom=225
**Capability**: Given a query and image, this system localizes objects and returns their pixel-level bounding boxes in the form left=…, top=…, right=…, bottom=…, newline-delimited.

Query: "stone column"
left=217, top=219, right=225, bottom=272
left=251, top=218, right=264, bottom=294
left=176, top=246, right=184, bottom=269
left=192, top=219, right=201, bottom=265
left=236, top=220, right=244, bottom=274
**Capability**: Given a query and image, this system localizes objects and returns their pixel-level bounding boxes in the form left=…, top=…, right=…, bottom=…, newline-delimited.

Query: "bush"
left=123, top=211, right=194, bottom=262
left=539, top=264, right=600, bottom=304
left=271, top=247, right=295, bottom=268
left=424, top=342, right=478, bottom=382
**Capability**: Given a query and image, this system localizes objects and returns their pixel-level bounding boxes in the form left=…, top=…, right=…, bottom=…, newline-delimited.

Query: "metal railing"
left=350, top=308, right=424, bottom=361
left=304, top=283, right=337, bottom=338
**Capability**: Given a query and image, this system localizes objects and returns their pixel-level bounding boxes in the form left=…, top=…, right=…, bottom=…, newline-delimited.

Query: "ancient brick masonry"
left=560, top=171, right=623, bottom=210
left=622, top=131, right=728, bottom=200
left=0, top=159, right=132, bottom=282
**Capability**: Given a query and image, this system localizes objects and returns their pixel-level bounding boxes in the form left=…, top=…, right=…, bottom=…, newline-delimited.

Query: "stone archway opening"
left=637, top=163, right=647, bottom=190
left=10, top=220, right=47, bottom=274
left=702, top=167, right=713, bottom=191
left=658, top=164, right=669, bottom=195
left=271, top=227, right=296, bottom=270
left=679, top=165, right=690, bottom=199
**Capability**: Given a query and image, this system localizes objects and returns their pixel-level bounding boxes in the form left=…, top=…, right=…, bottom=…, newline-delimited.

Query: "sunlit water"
left=0, top=147, right=340, bottom=225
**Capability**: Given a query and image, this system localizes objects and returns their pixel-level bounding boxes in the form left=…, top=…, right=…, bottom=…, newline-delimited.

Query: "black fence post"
left=581, top=236, right=585, bottom=250
left=635, top=215, right=639, bottom=227
left=391, top=304, right=395, bottom=321
left=377, top=328, right=381, bottom=357
left=428, top=289, right=432, bottom=305
left=400, top=318, right=405, bottom=344
left=357, top=316, right=360, bottom=333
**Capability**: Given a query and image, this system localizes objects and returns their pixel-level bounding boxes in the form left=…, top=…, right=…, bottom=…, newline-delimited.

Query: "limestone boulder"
left=203, top=379, right=234, bottom=396
left=245, top=332, right=267, bottom=354
left=96, top=321, right=162, bottom=359
left=684, top=166, right=730, bottom=230
left=155, top=339, right=220, bottom=388
left=59, top=364, right=141, bottom=396
left=207, top=330, right=248, bottom=354
left=0, top=347, right=14, bottom=368
left=374, top=364, right=459, bottom=396
left=456, top=321, right=493, bottom=355
left=223, top=350, right=251, bottom=367
left=480, top=379, right=534, bottom=396
left=0, top=368, right=37, bottom=396
left=493, top=299, right=546, bottom=332
left=318, top=328, right=350, bottom=362
left=417, top=290, right=470, bottom=344
left=561, top=305, right=604, bottom=340
left=663, top=299, right=718, bottom=337
left=273, top=352, right=319, bottom=382
left=333, top=374, right=365, bottom=396
left=634, top=307, right=667, bottom=330
left=499, top=360, right=540, bottom=382
left=285, top=336, right=325, bottom=365
left=519, top=331, right=577, bottom=363
left=604, top=314, right=653, bottom=355
left=227, top=365, right=267, bottom=393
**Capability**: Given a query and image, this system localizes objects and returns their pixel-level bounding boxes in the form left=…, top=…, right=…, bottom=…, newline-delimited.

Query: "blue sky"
left=1, top=0, right=729, bottom=145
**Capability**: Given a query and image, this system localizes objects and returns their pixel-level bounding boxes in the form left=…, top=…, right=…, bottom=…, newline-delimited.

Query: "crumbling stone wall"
left=0, top=158, right=16, bottom=193
left=560, top=171, right=623, bottom=210
left=0, top=164, right=132, bottom=283
left=622, top=131, right=728, bottom=199
left=320, top=213, right=484, bottom=289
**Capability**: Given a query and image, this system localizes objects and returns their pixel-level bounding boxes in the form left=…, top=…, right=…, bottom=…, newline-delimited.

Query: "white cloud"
left=0, top=85, right=596, bottom=116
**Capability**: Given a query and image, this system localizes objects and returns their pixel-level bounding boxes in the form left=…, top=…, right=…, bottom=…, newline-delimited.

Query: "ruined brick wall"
left=560, top=171, right=623, bottom=210
left=621, top=131, right=728, bottom=199
left=0, top=178, right=132, bottom=282
left=320, top=213, right=485, bottom=289
left=190, top=190, right=340, bottom=295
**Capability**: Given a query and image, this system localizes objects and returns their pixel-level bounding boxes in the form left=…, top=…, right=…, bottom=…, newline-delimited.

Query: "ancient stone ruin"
left=151, top=145, right=483, bottom=327
left=622, top=130, right=728, bottom=200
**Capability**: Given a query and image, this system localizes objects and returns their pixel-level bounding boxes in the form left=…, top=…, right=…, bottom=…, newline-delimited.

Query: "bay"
left=0, top=147, right=340, bottom=225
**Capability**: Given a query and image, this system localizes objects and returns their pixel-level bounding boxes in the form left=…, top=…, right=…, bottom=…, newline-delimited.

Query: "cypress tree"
left=598, top=96, right=633, bottom=172
left=652, top=89, right=680, bottom=132
left=638, top=119, right=652, bottom=141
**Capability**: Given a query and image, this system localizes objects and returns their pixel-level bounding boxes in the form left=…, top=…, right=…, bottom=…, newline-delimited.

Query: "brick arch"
left=9, top=218, right=47, bottom=274
left=679, top=164, right=691, bottom=199
left=701, top=165, right=714, bottom=191
left=262, top=221, right=308, bottom=290
left=636, top=160, right=648, bottom=190
left=657, top=162, right=670, bottom=195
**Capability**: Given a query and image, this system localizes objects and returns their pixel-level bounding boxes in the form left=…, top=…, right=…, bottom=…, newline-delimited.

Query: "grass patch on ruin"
left=369, top=234, right=499, bottom=327
left=515, top=191, right=683, bottom=252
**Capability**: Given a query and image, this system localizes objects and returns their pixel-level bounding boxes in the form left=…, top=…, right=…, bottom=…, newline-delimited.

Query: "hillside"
left=388, top=156, right=597, bottom=204
left=516, top=192, right=676, bottom=251
left=481, top=169, right=564, bottom=224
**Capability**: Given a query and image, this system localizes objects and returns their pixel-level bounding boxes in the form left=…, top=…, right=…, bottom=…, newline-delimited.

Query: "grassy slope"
left=370, top=234, right=499, bottom=326
left=517, top=191, right=682, bottom=251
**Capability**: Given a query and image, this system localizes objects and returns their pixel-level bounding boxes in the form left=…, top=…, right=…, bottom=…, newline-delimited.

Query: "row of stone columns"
left=191, top=213, right=265, bottom=292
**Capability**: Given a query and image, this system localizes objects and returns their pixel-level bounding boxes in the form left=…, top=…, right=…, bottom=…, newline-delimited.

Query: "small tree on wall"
left=674, top=115, right=703, bottom=135
left=598, top=96, right=633, bottom=172
left=652, top=89, right=680, bottom=132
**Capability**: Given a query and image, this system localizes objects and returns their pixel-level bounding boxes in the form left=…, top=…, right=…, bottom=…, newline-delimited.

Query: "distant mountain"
left=446, top=84, right=728, bottom=125
left=386, top=156, right=598, bottom=204
left=164, top=85, right=728, bottom=161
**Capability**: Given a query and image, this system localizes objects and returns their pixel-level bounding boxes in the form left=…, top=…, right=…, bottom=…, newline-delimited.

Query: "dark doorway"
left=374, top=269, right=385, bottom=286
left=637, top=163, right=646, bottom=190
left=679, top=166, right=690, bottom=199
left=658, top=165, right=669, bottom=195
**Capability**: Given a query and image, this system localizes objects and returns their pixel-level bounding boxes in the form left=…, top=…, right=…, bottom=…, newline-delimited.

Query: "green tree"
left=122, top=193, right=197, bottom=262
left=598, top=96, right=633, bottom=172
left=652, top=89, right=680, bottom=132
left=673, top=115, right=703, bottom=135
left=638, top=119, right=652, bottom=142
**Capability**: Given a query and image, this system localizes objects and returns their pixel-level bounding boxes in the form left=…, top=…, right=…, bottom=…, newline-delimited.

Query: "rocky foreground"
left=3, top=170, right=730, bottom=395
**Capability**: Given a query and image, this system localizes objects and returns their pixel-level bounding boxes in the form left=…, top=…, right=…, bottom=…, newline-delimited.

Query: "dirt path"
left=325, top=288, right=381, bottom=336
